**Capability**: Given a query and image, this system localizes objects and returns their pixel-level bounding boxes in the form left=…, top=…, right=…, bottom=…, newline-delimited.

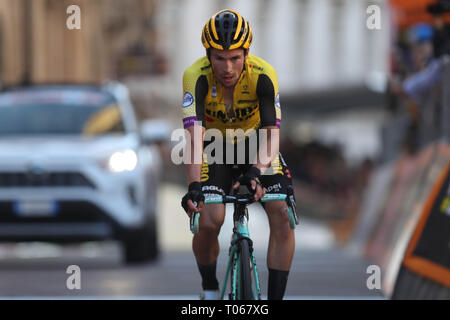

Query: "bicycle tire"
left=239, top=239, right=254, bottom=300
left=229, top=250, right=239, bottom=300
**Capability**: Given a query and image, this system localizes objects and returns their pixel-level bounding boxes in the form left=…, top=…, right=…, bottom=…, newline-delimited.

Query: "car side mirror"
left=140, top=119, right=172, bottom=145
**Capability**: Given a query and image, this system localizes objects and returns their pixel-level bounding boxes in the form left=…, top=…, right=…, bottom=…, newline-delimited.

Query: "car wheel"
left=122, top=217, right=159, bottom=264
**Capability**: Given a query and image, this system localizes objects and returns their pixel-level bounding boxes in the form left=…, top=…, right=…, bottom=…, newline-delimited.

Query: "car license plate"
left=14, top=199, right=59, bottom=217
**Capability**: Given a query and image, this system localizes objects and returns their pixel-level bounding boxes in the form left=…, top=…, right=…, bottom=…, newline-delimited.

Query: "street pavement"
left=0, top=183, right=385, bottom=299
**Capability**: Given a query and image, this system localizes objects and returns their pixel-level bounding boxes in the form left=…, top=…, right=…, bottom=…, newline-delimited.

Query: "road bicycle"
left=190, top=184, right=298, bottom=300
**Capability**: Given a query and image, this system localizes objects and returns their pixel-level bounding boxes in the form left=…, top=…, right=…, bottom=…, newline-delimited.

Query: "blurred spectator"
left=387, top=0, right=450, bottom=155
left=281, top=138, right=373, bottom=228
left=428, top=0, right=450, bottom=58
left=401, top=1, right=450, bottom=103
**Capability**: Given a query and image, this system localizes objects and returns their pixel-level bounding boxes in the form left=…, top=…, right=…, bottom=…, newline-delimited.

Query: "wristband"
left=246, top=166, right=261, bottom=179
left=188, top=181, right=202, bottom=192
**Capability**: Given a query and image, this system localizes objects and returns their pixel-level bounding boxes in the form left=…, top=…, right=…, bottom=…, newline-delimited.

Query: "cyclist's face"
left=209, top=48, right=248, bottom=88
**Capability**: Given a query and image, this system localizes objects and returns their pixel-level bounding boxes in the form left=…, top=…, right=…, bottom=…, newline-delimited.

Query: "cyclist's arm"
left=185, top=125, right=205, bottom=184
left=182, top=69, right=208, bottom=181
left=181, top=69, right=208, bottom=214
left=255, top=125, right=279, bottom=174
left=253, top=71, right=281, bottom=173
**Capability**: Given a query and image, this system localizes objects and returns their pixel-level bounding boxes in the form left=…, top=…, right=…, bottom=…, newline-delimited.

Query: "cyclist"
left=181, top=9, right=296, bottom=300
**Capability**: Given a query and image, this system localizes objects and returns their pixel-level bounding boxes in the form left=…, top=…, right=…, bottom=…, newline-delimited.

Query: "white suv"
left=0, top=82, right=168, bottom=264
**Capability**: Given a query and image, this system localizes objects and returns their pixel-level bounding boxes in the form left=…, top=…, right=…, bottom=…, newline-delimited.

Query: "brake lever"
left=190, top=201, right=200, bottom=234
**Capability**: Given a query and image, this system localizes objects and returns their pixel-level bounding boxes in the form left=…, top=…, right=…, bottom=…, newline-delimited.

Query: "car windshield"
left=0, top=88, right=126, bottom=136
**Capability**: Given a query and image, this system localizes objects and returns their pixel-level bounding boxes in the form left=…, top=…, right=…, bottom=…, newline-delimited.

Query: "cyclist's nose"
left=224, top=60, right=233, bottom=73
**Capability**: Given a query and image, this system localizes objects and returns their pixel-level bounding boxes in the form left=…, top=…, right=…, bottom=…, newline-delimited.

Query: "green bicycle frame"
left=191, top=193, right=292, bottom=300
left=221, top=206, right=261, bottom=300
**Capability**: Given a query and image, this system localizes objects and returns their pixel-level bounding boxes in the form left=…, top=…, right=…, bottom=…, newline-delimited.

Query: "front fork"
left=220, top=205, right=261, bottom=300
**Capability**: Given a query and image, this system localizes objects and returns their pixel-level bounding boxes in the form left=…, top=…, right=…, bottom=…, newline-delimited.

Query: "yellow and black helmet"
left=202, top=9, right=253, bottom=51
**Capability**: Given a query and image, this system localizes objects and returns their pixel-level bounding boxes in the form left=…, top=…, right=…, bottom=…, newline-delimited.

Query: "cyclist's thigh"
left=201, top=203, right=226, bottom=230
left=260, top=152, right=295, bottom=225
left=200, top=156, right=232, bottom=229
left=260, top=152, right=294, bottom=195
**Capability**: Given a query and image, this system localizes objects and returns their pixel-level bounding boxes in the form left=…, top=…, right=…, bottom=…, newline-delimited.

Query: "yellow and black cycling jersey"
left=182, top=54, right=281, bottom=139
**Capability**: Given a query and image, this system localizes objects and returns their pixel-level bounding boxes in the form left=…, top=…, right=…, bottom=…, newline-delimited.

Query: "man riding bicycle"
left=181, top=9, right=296, bottom=300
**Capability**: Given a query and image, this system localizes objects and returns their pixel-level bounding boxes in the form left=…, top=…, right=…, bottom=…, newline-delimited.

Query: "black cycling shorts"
left=200, top=152, right=294, bottom=200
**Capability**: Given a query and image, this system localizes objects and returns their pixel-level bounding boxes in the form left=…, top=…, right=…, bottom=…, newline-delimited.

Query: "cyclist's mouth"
left=222, top=74, right=235, bottom=85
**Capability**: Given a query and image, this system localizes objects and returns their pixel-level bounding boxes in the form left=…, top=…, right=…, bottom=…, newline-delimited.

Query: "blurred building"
left=0, top=0, right=390, bottom=120
left=157, top=0, right=390, bottom=101
left=0, top=0, right=164, bottom=86
left=155, top=0, right=391, bottom=166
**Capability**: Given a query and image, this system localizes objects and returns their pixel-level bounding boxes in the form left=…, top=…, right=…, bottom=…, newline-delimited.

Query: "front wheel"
left=239, top=239, right=254, bottom=300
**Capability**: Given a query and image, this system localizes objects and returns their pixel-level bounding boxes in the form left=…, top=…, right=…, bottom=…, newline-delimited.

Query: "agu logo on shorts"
left=183, top=92, right=194, bottom=108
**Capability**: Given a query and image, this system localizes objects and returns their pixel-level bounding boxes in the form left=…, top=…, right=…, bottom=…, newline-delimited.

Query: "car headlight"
left=107, top=149, right=138, bottom=172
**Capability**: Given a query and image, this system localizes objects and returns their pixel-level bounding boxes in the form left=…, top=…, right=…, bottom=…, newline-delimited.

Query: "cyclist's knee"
left=199, top=223, right=221, bottom=236
left=199, top=204, right=225, bottom=234
left=266, top=202, right=291, bottom=231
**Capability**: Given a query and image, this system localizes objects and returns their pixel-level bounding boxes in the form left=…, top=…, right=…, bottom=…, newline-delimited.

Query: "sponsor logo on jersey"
left=285, top=168, right=291, bottom=179
left=266, top=183, right=282, bottom=193
left=183, top=92, right=194, bottom=108
left=212, top=85, right=217, bottom=98
left=237, top=99, right=258, bottom=104
left=272, top=155, right=284, bottom=175
left=248, top=64, right=263, bottom=71
left=201, top=156, right=209, bottom=182
left=206, top=105, right=258, bottom=123
left=202, top=185, right=224, bottom=194
left=275, top=93, right=281, bottom=109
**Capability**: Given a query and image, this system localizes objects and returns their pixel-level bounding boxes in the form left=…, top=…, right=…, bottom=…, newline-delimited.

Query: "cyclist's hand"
left=181, top=182, right=204, bottom=217
left=233, top=167, right=266, bottom=201
left=252, top=182, right=266, bottom=201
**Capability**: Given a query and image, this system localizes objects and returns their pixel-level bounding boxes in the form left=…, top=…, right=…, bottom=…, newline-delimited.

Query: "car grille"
left=0, top=201, right=109, bottom=223
left=0, top=172, right=96, bottom=188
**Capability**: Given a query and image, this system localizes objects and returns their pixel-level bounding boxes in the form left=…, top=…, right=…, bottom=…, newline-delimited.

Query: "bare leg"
left=264, top=201, right=295, bottom=270
left=264, top=200, right=295, bottom=299
left=193, top=203, right=226, bottom=265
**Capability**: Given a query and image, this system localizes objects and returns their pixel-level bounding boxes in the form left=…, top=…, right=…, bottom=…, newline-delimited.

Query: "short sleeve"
left=256, top=67, right=281, bottom=128
left=182, top=70, right=208, bottom=128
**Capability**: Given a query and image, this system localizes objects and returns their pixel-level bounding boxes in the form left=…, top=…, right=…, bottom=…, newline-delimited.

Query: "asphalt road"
left=0, top=247, right=385, bottom=299
left=0, top=183, right=385, bottom=300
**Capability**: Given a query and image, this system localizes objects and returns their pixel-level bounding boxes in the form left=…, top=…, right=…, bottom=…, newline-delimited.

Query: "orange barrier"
left=402, top=160, right=450, bottom=287
left=362, top=143, right=450, bottom=296
left=389, top=0, right=450, bottom=29
left=365, top=144, right=437, bottom=267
